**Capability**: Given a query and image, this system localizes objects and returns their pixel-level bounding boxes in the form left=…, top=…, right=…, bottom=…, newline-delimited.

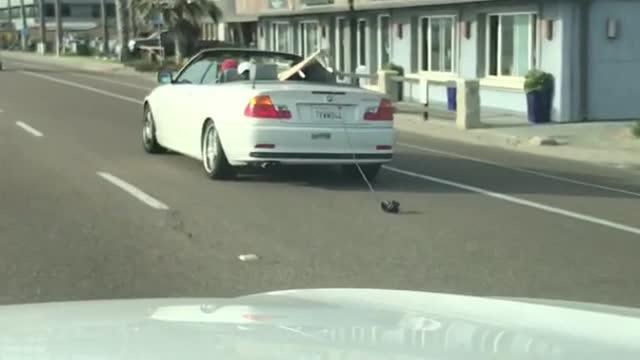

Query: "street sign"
left=152, top=14, right=163, bottom=25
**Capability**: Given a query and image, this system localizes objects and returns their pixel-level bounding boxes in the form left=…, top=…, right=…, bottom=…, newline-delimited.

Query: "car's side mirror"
left=157, top=71, right=173, bottom=84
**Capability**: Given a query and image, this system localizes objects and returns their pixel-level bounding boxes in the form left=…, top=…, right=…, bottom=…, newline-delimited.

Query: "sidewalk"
left=395, top=112, right=640, bottom=169
left=4, top=50, right=638, bottom=169
left=1, top=50, right=156, bottom=82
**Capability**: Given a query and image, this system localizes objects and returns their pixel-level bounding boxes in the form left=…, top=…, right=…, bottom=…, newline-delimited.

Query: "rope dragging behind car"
left=339, top=108, right=400, bottom=215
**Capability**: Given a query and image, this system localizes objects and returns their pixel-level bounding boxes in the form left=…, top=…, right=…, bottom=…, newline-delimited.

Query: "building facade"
left=0, top=0, right=117, bottom=37
left=235, top=0, right=640, bottom=122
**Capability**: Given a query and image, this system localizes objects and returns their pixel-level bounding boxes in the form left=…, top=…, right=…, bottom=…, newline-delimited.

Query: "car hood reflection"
left=1, top=288, right=640, bottom=360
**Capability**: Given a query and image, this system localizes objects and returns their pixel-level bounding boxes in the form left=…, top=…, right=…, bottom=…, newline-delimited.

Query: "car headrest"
left=221, top=68, right=241, bottom=83
left=253, top=64, right=278, bottom=81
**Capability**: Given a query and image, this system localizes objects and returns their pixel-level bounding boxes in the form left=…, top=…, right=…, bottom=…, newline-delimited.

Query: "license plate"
left=312, top=105, right=342, bottom=121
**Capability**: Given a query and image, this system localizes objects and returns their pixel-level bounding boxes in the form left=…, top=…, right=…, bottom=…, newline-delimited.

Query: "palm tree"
left=134, top=0, right=221, bottom=64
left=114, top=0, right=131, bottom=61
left=38, top=0, right=45, bottom=53
left=18, top=0, right=27, bottom=50
left=100, top=0, right=109, bottom=55
left=128, top=0, right=138, bottom=37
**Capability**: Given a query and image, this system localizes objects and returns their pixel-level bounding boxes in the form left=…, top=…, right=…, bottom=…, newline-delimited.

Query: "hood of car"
left=1, top=288, right=639, bottom=360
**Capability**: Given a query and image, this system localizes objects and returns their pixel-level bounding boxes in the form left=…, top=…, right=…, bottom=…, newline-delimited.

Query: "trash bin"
left=526, top=88, right=552, bottom=124
left=524, top=70, right=554, bottom=124
left=446, top=82, right=457, bottom=111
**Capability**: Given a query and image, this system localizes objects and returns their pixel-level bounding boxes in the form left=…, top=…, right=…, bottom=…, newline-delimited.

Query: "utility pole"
left=100, top=0, right=109, bottom=54
left=38, top=0, right=46, bottom=53
left=128, top=0, right=137, bottom=38
left=18, top=0, right=27, bottom=50
left=347, top=0, right=357, bottom=82
left=54, top=0, right=61, bottom=55
left=114, top=0, right=130, bottom=61
left=8, top=0, right=12, bottom=25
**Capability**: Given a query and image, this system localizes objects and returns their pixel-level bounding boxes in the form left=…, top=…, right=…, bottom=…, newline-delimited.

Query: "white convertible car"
left=143, top=48, right=395, bottom=180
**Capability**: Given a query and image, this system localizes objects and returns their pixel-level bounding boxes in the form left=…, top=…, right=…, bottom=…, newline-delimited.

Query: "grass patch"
left=124, top=58, right=182, bottom=73
left=632, top=121, right=640, bottom=139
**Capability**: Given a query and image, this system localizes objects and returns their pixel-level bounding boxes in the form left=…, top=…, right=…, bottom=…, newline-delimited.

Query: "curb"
left=394, top=116, right=640, bottom=170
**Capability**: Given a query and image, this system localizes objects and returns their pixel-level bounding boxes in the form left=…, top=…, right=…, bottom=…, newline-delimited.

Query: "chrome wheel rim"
left=143, top=111, right=154, bottom=146
left=203, top=126, right=218, bottom=173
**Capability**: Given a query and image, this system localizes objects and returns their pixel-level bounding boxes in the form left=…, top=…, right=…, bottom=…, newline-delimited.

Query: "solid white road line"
left=71, top=72, right=155, bottom=91
left=7, top=59, right=154, bottom=90
left=97, top=172, right=169, bottom=210
left=383, top=165, right=640, bottom=236
left=398, top=142, right=640, bottom=198
left=15, top=121, right=44, bottom=137
left=19, top=71, right=143, bottom=105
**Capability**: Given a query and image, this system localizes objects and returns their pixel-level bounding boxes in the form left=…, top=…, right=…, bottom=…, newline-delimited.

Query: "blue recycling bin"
left=446, top=84, right=457, bottom=111
left=526, top=85, right=552, bottom=124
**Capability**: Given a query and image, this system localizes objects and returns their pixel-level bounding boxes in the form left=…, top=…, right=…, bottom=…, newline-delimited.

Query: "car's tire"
left=201, top=120, right=235, bottom=180
left=341, top=164, right=382, bottom=181
left=142, top=105, right=166, bottom=154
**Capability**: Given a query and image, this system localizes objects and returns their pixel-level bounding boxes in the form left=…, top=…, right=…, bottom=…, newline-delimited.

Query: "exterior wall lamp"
left=541, top=19, right=553, bottom=40
left=460, top=20, right=471, bottom=39
left=607, top=17, right=618, bottom=39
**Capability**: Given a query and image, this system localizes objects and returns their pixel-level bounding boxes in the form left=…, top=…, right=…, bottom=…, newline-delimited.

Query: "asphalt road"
left=2, top=58, right=640, bottom=308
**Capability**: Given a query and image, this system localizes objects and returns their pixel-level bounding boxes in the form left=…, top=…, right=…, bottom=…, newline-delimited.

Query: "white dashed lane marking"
left=15, top=121, right=44, bottom=137
left=97, top=172, right=169, bottom=210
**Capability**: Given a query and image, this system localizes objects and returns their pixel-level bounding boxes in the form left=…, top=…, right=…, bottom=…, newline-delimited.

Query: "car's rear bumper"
left=240, top=152, right=393, bottom=165
left=221, top=124, right=395, bottom=166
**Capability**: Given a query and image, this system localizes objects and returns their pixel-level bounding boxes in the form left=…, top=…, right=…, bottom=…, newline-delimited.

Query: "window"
left=487, top=13, right=537, bottom=77
left=91, top=5, right=100, bottom=18
left=299, top=21, right=319, bottom=57
left=26, top=5, right=36, bottom=18
left=62, top=4, right=71, bottom=17
left=335, top=17, right=347, bottom=71
left=44, top=4, right=55, bottom=17
left=106, top=4, right=115, bottom=17
left=378, top=15, right=391, bottom=68
left=270, top=22, right=291, bottom=53
left=357, top=19, right=368, bottom=67
left=419, top=16, right=455, bottom=73
left=175, top=59, right=215, bottom=84
left=201, top=64, right=220, bottom=84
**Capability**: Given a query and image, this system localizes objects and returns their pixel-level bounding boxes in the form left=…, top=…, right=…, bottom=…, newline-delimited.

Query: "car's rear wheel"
left=202, top=120, right=235, bottom=180
left=143, top=105, right=165, bottom=154
left=341, top=164, right=382, bottom=181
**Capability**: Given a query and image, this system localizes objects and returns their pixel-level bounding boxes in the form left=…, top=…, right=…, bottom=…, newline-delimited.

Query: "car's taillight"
left=363, top=99, right=394, bottom=121
left=244, top=96, right=291, bottom=119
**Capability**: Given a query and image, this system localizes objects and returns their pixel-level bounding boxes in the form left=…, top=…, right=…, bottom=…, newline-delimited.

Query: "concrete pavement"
left=2, top=59, right=640, bottom=309
left=395, top=114, right=640, bottom=170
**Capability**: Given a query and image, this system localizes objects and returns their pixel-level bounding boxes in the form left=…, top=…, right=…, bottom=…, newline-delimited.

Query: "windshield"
left=191, top=49, right=335, bottom=83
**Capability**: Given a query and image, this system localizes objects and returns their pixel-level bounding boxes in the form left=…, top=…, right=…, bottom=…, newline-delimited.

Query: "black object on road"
left=381, top=200, right=400, bottom=214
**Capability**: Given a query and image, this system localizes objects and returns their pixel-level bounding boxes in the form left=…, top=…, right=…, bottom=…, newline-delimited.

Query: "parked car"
left=129, top=30, right=175, bottom=56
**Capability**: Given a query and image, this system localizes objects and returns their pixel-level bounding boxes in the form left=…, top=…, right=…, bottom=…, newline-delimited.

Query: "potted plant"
left=524, top=69, right=554, bottom=124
